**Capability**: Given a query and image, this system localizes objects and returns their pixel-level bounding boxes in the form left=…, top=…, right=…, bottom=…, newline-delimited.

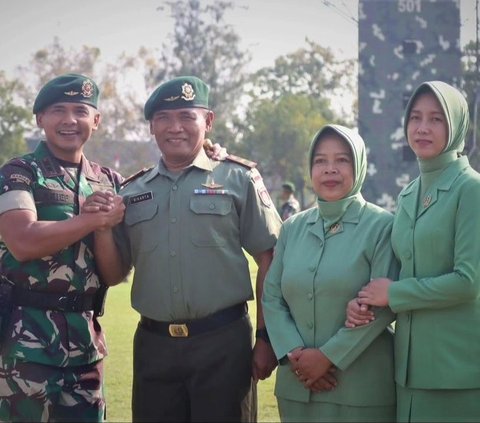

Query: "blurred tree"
left=236, top=42, right=356, bottom=208
left=237, top=94, right=330, bottom=209
left=246, top=39, right=357, bottom=123
left=0, top=72, right=31, bottom=165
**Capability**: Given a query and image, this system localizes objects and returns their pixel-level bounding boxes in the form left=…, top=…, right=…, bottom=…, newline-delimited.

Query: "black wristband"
left=255, top=328, right=270, bottom=343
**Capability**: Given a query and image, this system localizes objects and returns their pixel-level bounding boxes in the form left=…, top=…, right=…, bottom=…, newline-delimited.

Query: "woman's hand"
left=357, top=278, right=392, bottom=307
left=345, top=298, right=375, bottom=328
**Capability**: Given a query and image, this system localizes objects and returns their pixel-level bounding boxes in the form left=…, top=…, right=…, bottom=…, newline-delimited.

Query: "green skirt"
left=397, top=384, right=480, bottom=422
left=277, top=398, right=395, bottom=422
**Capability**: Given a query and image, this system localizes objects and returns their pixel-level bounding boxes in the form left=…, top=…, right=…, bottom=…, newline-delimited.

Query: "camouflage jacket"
left=0, top=141, right=122, bottom=367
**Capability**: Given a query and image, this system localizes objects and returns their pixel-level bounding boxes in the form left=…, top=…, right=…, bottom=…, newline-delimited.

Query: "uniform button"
left=307, top=293, right=313, bottom=300
left=170, top=250, right=176, bottom=257
left=209, top=203, right=215, bottom=210
left=307, top=322, right=313, bottom=329
left=173, top=286, right=179, bottom=293
left=172, top=185, right=178, bottom=191
left=308, top=266, right=315, bottom=272
left=170, top=217, right=177, bottom=223
left=404, top=251, right=412, bottom=259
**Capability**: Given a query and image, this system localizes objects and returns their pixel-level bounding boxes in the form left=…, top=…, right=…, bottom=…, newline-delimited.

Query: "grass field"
left=101, top=256, right=280, bottom=422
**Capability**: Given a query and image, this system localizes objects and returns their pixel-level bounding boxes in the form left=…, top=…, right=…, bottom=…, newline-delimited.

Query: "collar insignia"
left=329, top=223, right=341, bottom=234
left=423, top=194, right=432, bottom=208
left=181, top=83, right=195, bottom=101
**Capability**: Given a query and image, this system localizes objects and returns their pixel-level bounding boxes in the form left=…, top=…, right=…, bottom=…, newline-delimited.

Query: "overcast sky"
left=0, top=0, right=474, bottom=76
left=0, top=0, right=476, bottom=81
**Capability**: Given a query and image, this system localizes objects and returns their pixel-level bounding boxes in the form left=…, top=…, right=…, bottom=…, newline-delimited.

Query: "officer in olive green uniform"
left=94, top=76, right=282, bottom=422
left=0, top=74, right=125, bottom=422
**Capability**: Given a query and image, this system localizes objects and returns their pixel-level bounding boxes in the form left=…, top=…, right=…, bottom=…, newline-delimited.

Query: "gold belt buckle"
left=168, top=323, right=189, bottom=337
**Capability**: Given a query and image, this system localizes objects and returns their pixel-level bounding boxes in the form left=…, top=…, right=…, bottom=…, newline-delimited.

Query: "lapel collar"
left=417, top=157, right=469, bottom=217
left=397, top=179, right=418, bottom=222
left=307, top=207, right=325, bottom=243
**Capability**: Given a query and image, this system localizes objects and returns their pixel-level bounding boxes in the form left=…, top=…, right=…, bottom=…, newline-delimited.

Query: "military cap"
left=33, top=73, right=99, bottom=114
left=282, top=182, right=296, bottom=193
left=144, top=76, right=209, bottom=120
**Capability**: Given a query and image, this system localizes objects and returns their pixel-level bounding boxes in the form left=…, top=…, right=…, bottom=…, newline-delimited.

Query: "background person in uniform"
left=279, top=181, right=300, bottom=221
left=0, top=74, right=125, bottom=422
left=262, top=124, right=397, bottom=422
left=349, top=81, right=480, bottom=422
left=92, top=76, right=282, bottom=422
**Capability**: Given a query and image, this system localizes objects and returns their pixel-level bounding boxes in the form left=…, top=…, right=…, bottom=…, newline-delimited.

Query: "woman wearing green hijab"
left=354, top=81, right=480, bottom=421
left=262, top=124, right=398, bottom=422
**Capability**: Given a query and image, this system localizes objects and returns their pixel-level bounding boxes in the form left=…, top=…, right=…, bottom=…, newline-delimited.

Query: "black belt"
left=14, top=288, right=96, bottom=312
left=140, top=303, right=247, bottom=337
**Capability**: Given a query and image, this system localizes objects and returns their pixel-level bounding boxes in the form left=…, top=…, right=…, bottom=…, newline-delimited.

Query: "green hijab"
left=403, top=80, right=469, bottom=155
left=403, top=81, right=470, bottom=192
left=308, top=124, right=367, bottom=229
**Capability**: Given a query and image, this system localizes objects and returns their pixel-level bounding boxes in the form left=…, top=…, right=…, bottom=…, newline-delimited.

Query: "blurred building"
left=358, top=0, right=462, bottom=211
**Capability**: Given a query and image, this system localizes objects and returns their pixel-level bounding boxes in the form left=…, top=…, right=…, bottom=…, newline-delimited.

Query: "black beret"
left=33, top=73, right=99, bottom=114
left=144, top=76, right=209, bottom=120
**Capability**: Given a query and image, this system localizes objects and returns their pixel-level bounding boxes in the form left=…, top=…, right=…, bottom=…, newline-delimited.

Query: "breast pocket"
left=124, top=201, right=159, bottom=252
left=189, top=195, right=233, bottom=247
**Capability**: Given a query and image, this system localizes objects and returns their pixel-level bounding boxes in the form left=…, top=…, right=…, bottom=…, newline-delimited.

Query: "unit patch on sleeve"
left=250, top=168, right=272, bottom=208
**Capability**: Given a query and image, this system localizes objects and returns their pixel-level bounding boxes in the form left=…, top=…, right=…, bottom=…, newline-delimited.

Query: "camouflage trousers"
left=0, top=355, right=105, bottom=422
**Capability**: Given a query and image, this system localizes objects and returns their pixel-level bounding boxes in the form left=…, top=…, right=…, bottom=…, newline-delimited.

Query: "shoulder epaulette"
left=225, top=154, right=257, bottom=169
left=120, top=167, right=153, bottom=187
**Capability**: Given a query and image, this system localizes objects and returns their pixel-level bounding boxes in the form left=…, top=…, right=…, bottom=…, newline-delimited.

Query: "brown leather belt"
left=140, top=303, right=247, bottom=337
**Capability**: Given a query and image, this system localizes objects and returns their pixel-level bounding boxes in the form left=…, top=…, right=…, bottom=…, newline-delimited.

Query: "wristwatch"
left=255, top=328, right=270, bottom=343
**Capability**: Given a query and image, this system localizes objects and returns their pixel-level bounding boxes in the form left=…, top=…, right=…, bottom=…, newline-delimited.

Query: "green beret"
left=33, top=73, right=99, bottom=114
left=282, top=182, right=295, bottom=193
left=144, top=76, right=209, bottom=120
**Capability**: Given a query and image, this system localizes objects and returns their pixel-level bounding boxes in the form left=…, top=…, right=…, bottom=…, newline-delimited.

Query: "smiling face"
left=36, top=102, right=100, bottom=163
left=406, top=91, right=448, bottom=160
left=150, top=108, right=214, bottom=169
left=311, top=134, right=354, bottom=202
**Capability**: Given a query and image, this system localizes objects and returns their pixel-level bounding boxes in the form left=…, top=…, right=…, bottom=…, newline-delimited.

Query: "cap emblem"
left=165, top=95, right=180, bottom=102
left=181, top=83, right=195, bottom=101
left=82, top=80, right=94, bottom=98
left=64, top=90, right=79, bottom=96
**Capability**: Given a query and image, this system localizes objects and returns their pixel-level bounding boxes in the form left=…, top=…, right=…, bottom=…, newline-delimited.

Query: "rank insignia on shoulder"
left=225, top=154, right=257, bottom=169
left=120, top=167, right=153, bottom=187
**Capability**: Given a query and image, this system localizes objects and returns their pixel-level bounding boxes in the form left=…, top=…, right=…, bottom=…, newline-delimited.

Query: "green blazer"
left=390, top=156, right=480, bottom=389
left=263, top=196, right=397, bottom=406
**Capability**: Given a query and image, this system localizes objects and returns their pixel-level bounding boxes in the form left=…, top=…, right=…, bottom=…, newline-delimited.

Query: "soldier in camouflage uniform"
left=0, top=74, right=125, bottom=422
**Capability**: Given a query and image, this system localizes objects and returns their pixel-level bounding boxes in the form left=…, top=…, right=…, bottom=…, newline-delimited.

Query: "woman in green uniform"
left=354, top=81, right=480, bottom=422
left=262, top=124, right=398, bottom=422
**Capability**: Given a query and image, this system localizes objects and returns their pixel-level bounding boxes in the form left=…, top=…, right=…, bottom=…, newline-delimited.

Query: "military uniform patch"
left=9, top=173, right=32, bottom=186
left=250, top=168, right=272, bottom=208
left=129, top=191, right=153, bottom=205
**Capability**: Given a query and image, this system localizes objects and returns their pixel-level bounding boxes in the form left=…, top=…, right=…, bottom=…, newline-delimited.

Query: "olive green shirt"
left=114, top=148, right=281, bottom=321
